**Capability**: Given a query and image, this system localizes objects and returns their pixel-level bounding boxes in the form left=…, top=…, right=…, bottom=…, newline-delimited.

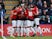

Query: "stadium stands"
left=4, top=1, right=19, bottom=14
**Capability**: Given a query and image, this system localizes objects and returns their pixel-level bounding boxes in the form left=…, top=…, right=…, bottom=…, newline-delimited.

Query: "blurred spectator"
left=20, top=0, right=28, bottom=4
left=49, top=0, right=52, bottom=4
left=50, top=16, right=52, bottom=24
left=40, top=15, right=50, bottom=24
left=45, top=15, right=50, bottom=24
left=47, top=3, right=52, bottom=16
left=28, top=0, right=35, bottom=5
left=21, top=0, right=25, bottom=3
left=40, top=2, right=49, bottom=24
left=42, top=0, right=50, bottom=4
left=40, top=16, right=46, bottom=24
left=50, top=0, right=52, bottom=3
left=43, top=1, right=47, bottom=5
left=36, top=0, right=42, bottom=16
left=37, top=0, right=42, bottom=9
left=42, top=10, right=47, bottom=15
left=42, top=1, right=48, bottom=15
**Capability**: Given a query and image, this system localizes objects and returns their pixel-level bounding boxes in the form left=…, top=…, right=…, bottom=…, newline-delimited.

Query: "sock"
left=10, top=27, right=14, bottom=36
left=31, top=27, right=36, bottom=34
left=24, top=28, right=26, bottom=34
left=26, top=28, right=30, bottom=36
left=21, top=28, right=24, bottom=36
left=34, top=26, right=38, bottom=33
left=17, top=28, right=20, bottom=36
left=38, top=27, right=42, bottom=35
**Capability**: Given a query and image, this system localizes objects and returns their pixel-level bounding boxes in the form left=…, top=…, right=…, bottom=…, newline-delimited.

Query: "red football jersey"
left=10, top=9, right=18, bottom=20
left=10, top=6, right=23, bottom=20
left=17, top=7, right=23, bottom=19
left=31, top=6, right=39, bottom=15
left=25, top=6, right=39, bottom=20
left=25, top=8, right=34, bottom=20
left=16, top=6, right=22, bottom=13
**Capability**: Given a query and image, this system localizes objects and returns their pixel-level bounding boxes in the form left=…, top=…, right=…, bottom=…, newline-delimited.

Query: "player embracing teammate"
left=10, top=3, right=42, bottom=37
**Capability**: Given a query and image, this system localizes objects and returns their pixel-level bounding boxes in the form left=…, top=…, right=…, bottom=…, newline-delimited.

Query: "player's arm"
left=9, top=10, right=17, bottom=23
left=34, top=7, right=39, bottom=15
left=36, top=7, right=39, bottom=15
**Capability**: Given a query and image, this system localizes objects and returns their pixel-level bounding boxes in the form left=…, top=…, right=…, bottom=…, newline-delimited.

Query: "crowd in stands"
left=0, top=0, right=52, bottom=24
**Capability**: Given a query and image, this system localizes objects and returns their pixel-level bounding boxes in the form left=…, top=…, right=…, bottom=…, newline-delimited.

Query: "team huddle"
left=10, top=3, right=42, bottom=37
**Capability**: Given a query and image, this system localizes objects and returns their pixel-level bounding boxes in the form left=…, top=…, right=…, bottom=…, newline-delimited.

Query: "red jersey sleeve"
left=33, top=6, right=39, bottom=15
left=10, top=10, right=18, bottom=20
left=35, top=7, right=39, bottom=15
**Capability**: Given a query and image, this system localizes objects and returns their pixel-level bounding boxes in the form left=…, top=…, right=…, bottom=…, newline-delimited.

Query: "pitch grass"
left=0, top=36, right=52, bottom=39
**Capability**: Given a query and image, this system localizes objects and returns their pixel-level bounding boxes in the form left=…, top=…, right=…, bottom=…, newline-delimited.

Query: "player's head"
left=21, top=3, right=25, bottom=8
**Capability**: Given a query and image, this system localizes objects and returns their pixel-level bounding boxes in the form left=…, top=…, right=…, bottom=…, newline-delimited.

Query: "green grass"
left=0, top=36, right=52, bottom=39
left=0, top=37, right=2, bottom=39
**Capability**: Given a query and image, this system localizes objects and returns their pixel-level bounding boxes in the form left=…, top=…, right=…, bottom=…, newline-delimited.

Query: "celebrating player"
left=31, top=4, right=42, bottom=36
left=10, top=6, right=18, bottom=37
left=24, top=4, right=35, bottom=36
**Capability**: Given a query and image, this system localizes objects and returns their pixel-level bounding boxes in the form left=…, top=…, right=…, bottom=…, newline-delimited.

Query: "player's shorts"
left=34, top=18, right=40, bottom=25
left=31, top=21, right=34, bottom=27
left=12, top=20, right=17, bottom=27
left=25, top=20, right=34, bottom=27
left=17, top=20, right=24, bottom=27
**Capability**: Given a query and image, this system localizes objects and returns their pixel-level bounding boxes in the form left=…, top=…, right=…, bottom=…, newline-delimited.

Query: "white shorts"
left=17, top=20, right=24, bottom=27
left=34, top=18, right=40, bottom=25
left=31, top=21, right=34, bottom=27
left=12, top=20, right=17, bottom=27
left=25, top=20, right=34, bottom=27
